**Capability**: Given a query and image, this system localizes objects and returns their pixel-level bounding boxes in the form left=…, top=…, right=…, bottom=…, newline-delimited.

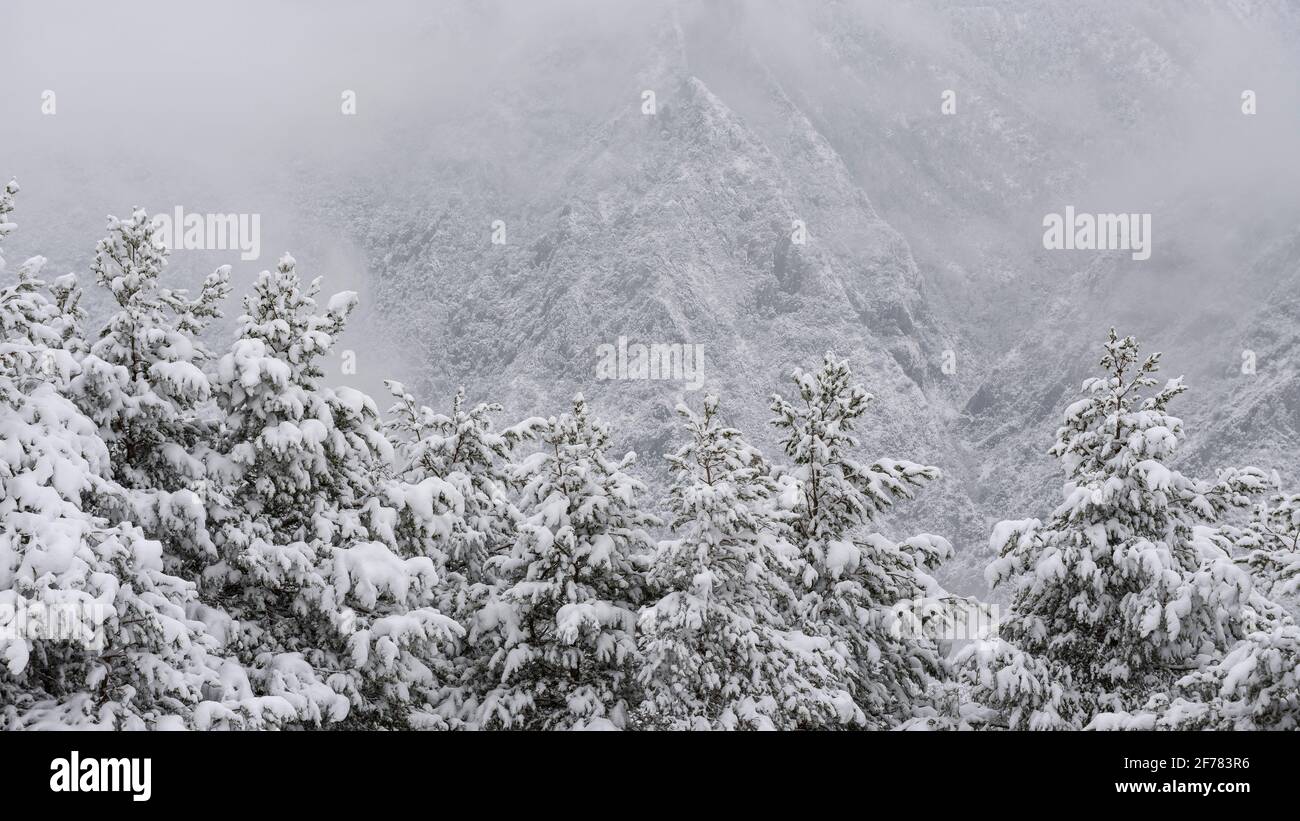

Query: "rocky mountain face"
left=294, top=0, right=1300, bottom=594
left=312, top=7, right=989, bottom=581
left=9, top=0, right=1283, bottom=595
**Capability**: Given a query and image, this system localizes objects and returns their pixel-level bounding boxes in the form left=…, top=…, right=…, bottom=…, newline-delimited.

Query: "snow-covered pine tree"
left=768, top=352, right=952, bottom=728
left=204, top=253, right=459, bottom=729
left=0, top=180, right=17, bottom=262
left=470, top=394, right=655, bottom=729
left=378, top=381, right=543, bottom=726
left=636, top=394, right=861, bottom=729
left=0, top=183, right=249, bottom=729
left=383, top=381, right=543, bottom=588
left=65, top=209, right=231, bottom=576
left=210, top=253, right=375, bottom=542
left=1126, top=480, right=1300, bottom=730
left=958, top=330, right=1268, bottom=729
left=1237, top=485, right=1300, bottom=602
left=1147, top=622, right=1300, bottom=730
left=73, top=209, right=230, bottom=489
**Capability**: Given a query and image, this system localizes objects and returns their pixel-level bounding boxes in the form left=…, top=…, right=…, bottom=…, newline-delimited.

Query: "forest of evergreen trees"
left=2, top=183, right=1298, bottom=730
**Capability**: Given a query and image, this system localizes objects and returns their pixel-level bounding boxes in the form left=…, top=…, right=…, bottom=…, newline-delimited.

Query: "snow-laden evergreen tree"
left=768, top=352, right=952, bottom=727
left=1106, top=480, right=1300, bottom=730
left=0, top=180, right=14, bottom=254
left=469, top=394, right=655, bottom=729
left=379, top=381, right=543, bottom=725
left=210, top=253, right=378, bottom=541
left=73, top=209, right=230, bottom=487
left=383, top=381, right=543, bottom=588
left=637, top=395, right=861, bottom=729
left=203, top=254, right=459, bottom=728
left=957, top=330, right=1269, bottom=729
left=0, top=184, right=249, bottom=729
left=1144, top=622, right=1300, bottom=730
left=66, top=209, right=230, bottom=575
left=1236, top=485, right=1300, bottom=602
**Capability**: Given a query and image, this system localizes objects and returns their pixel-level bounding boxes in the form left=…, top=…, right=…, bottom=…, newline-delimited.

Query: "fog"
left=3, top=0, right=1298, bottom=437
left=2, top=0, right=668, bottom=398
left=12, top=0, right=1300, bottom=744
left=6, top=0, right=1296, bottom=284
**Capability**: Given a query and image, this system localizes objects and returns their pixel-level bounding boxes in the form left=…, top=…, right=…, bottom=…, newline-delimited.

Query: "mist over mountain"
left=5, top=0, right=1298, bottom=595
